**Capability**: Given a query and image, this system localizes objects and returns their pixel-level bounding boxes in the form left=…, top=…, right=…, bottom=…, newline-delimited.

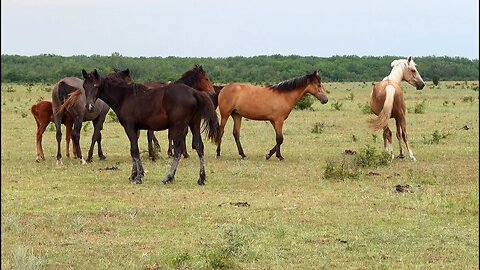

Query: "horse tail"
left=57, top=90, right=81, bottom=115
left=368, top=85, right=395, bottom=131
left=193, top=91, right=221, bottom=144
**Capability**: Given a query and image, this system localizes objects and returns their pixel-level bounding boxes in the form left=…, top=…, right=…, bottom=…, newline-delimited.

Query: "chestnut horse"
left=31, top=100, right=74, bottom=162
left=52, top=69, right=133, bottom=165
left=216, top=71, right=328, bottom=160
left=82, top=68, right=220, bottom=185
left=369, top=56, right=425, bottom=161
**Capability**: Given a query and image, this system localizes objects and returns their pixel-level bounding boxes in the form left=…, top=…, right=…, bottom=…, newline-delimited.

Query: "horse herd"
left=31, top=57, right=425, bottom=185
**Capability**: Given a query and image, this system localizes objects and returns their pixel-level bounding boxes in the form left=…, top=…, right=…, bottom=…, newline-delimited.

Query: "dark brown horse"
left=31, top=100, right=74, bottom=162
left=82, top=68, right=220, bottom=185
left=52, top=69, right=133, bottom=165
left=143, top=65, right=216, bottom=160
left=369, top=57, right=425, bottom=161
left=216, top=71, right=328, bottom=160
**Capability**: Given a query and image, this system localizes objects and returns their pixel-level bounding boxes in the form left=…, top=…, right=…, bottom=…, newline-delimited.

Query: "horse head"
left=178, top=64, right=215, bottom=95
left=397, top=57, right=425, bottom=90
left=306, top=70, right=328, bottom=104
left=82, top=69, right=101, bottom=112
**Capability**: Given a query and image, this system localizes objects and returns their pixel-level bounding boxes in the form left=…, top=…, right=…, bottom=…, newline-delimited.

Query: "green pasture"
left=1, top=81, right=478, bottom=269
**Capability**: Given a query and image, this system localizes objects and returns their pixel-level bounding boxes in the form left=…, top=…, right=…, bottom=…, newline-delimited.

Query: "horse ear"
left=124, top=68, right=130, bottom=75
left=407, top=56, right=412, bottom=63
left=82, top=69, right=88, bottom=79
left=93, top=69, right=100, bottom=80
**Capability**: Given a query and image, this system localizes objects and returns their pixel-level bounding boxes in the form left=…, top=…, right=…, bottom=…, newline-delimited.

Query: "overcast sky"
left=1, top=0, right=478, bottom=59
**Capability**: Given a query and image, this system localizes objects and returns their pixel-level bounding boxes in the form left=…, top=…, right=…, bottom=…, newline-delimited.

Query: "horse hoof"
left=86, top=158, right=93, bottom=163
left=99, top=155, right=107, bottom=160
left=198, top=178, right=206, bottom=185
left=161, top=176, right=174, bottom=184
left=241, top=156, right=249, bottom=160
left=56, top=159, right=63, bottom=166
left=278, top=157, right=285, bottom=161
left=133, top=178, right=143, bottom=184
left=80, top=159, right=87, bottom=165
left=183, top=154, right=190, bottom=159
left=216, top=155, right=221, bottom=160
left=397, top=154, right=405, bottom=159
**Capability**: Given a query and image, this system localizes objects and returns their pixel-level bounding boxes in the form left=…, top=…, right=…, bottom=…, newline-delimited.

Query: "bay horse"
left=31, top=100, right=75, bottom=162
left=216, top=71, right=328, bottom=160
left=369, top=56, right=425, bottom=161
left=52, top=69, right=133, bottom=165
left=143, top=65, right=216, bottom=160
left=82, top=68, right=220, bottom=185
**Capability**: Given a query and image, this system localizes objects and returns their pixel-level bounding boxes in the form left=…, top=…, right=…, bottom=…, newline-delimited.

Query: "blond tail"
left=368, top=85, right=395, bottom=131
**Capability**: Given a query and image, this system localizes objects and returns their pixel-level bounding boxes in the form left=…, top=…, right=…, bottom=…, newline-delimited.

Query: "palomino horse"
left=144, top=65, right=215, bottom=160
left=52, top=69, right=133, bottom=165
left=31, top=100, right=75, bottom=162
left=82, top=69, right=220, bottom=185
left=216, top=71, right=328, bottom=160
left=369, top=56, right=425, bottom=161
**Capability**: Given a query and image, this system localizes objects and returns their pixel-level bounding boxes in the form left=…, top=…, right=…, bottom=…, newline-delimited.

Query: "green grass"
left=2, top=81, right=478, bottom=269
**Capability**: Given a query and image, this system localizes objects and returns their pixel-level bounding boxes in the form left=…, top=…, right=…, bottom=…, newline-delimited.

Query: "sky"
left=1, top=0, right=479, bottom=59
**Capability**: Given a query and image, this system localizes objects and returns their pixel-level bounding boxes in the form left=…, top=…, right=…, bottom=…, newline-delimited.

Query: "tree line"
left=1, top=54, right=478, bottom=84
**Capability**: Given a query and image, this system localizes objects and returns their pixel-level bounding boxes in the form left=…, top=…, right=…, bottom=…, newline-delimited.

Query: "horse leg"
left=54, top=113, right=64, bottom=165
left=147, top=130, right=158, bottom=161
left=35, top=119, right=48, bottom=162
left=383, top=126, right=394, bottom=161
left=72, top=117, right=86, bottom=165
left=167, top=130, right=174, bottom=158
left=216, top=112, right=229, bottom=159
left=65, top=120, right=74, bottom=158
left=190, top=122, right=206, bottom=185
left=232, top=113, right=247, bottom=160
left=395, top=119, right=405, bottom=159
left=182, top=128, right=190, bottom=159
left=399, top=118, right=416, bottom=161
left=162, top=127, right=184, bottom=184
left=125, top=126, right=144, bottom=184
left=266, top=120, right=285, bottom=161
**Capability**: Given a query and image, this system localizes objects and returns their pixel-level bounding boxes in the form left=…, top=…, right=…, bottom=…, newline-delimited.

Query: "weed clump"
left=324, top=145, right=390, bottom=180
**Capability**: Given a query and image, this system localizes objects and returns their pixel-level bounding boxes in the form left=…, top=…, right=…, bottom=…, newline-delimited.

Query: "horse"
left=82, top=68, right=220, bottom=185
left=143, top=65, right=216, bottom=160
left=216, top=70, right=328, bottom=160
left=31, top=100, right=75, bottom=162
left=52, top=69, right=133, bottom=165
left=368, top=56, right=425, bottom=161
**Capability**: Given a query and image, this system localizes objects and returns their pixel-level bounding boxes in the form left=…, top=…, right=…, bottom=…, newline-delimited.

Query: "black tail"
left=193, top=91, right=221, bottom=144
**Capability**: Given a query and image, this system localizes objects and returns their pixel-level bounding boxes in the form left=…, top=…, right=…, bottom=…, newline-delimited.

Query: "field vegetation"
left=1, top=80, right=478, bottom=269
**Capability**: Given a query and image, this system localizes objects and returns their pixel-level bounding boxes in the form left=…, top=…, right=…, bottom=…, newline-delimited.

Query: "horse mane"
left=103, top=76, right=148, bottom=95
left=175, top=64, right=204, bottom=85
left=266, top=75, right=310, bottom=92
left=58, top=90, right=81, bottom=115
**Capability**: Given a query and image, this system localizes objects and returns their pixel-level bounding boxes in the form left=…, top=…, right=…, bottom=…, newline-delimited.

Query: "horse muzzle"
left=416, top=82, right=425, bottom=90
left=320, top=97, right=328, bottom=104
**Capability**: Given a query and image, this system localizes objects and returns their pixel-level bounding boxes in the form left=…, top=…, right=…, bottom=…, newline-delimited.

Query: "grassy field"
left=1, top=81, right=478, bottom=269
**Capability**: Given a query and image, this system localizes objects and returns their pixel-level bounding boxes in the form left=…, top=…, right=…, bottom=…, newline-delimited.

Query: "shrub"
left=423, top=130, right=450, bottom=144
left=358, top=102, right=373, bottom=114
left=331, top=100, right=343, bottom=111
left=324, top=156, right=361, bottom=180
left=432, top=75, right=439, bottom=86
left=311, top=122, right=325, bottom=134
left=294, top=95, right=314, bottom=110
left=354, top=145, right=390, bottom=168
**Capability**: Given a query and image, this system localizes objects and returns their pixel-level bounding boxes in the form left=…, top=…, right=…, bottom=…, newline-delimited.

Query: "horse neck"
left=281, top=86, right=309, bottom=108
left=383, top=65, right=404, bottom=83
left=97, top=81, right=129, bottom=111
